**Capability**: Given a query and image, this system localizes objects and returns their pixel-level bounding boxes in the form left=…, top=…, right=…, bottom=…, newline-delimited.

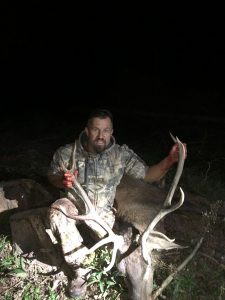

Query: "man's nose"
left=98, top=130, right=104, bottom=138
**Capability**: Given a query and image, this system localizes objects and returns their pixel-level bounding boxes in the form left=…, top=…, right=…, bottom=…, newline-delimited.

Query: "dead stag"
left=57, top=134, right=203, bottom=299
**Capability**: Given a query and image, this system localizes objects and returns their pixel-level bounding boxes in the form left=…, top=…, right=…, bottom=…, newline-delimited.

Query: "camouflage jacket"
left=48, top=131, right=148, bottom=227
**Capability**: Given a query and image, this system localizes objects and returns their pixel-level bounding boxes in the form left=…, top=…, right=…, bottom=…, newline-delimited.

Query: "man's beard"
left=93, top=139, right=107, bottom=153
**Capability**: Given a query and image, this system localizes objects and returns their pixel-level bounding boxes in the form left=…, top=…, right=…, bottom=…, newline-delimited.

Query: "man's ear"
left=85, top=127, right=88, bottom=136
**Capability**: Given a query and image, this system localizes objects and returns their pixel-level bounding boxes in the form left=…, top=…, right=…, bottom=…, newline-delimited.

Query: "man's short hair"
left=87, top=109, right=113, bottom=127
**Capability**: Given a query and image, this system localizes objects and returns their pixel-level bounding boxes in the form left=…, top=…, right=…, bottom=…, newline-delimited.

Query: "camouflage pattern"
left=48, top=198, right=88, bottom=267
left=48, top=131, right=148, bottom=267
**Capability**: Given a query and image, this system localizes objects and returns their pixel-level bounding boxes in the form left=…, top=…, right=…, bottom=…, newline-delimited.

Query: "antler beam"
left=141, top=136, right=186, bottom=265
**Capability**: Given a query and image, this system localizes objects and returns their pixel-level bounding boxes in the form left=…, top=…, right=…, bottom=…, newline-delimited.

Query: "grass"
left=0, top=234, right=69, bottom=299
left=154, top=256, right=225, bottom=300
left=0, top=235, right=127, bottom=299
left=84, top=246, right=127, bottom=299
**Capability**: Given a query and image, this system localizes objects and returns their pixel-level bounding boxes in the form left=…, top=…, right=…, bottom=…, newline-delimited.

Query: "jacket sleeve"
left=48, top=144, right=73, bottom=176
left=121, top=144, right=149, bottom=179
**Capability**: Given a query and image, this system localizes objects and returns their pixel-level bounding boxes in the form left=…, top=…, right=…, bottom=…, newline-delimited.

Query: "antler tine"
left=59, top=140, right=77, bottom=174
left=87, top=233, right=123, bottom=272
left=145, top=188, right=184, bottom=234
left=169, top=132, right=177, bottom=144
left=70, top=140, right=77, bottom=172
left=164, top=137, right=185, bottom=207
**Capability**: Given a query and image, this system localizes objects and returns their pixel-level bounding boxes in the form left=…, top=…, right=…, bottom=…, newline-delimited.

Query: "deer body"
left=115, top=174, right=167, bottom=233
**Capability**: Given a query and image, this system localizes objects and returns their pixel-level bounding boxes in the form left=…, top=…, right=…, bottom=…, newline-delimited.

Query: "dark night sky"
left=1, top=4, right=225, bottom=124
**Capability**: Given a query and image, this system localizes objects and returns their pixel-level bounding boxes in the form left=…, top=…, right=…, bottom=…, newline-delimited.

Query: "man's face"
left=85, top=117, right=113, bottom=154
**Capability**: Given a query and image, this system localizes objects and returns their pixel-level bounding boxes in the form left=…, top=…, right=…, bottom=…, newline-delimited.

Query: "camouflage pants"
left=48, top=198, right=115, bottom=269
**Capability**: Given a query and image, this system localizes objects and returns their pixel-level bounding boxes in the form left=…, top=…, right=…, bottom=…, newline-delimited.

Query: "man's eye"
left=104, top=129, right=111, bottom=134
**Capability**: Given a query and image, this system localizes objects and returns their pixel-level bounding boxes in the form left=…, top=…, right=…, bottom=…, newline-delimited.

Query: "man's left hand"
left=168, top=142, right=187, bottom=165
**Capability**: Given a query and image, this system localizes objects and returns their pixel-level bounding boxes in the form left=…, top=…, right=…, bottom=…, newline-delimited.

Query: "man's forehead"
left=89, top=117, right=112, bottom=128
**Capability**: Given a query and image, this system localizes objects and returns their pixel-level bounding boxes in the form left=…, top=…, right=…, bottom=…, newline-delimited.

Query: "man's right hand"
left=62, top=170, right=78, bottom=188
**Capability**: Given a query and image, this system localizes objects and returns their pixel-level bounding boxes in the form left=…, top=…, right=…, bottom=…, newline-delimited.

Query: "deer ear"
left=147, top=236, right=185, bottom=251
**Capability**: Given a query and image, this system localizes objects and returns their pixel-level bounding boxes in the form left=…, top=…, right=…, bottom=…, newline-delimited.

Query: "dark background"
left=1, top=6, right=225, bottom=299
left=1, top=4, right=225, bottom=143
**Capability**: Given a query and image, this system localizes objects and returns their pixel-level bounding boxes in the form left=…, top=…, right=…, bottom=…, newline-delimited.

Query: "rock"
left=10, top=207, right=62, bottom=267
left=0, top=179, right=54, bottom=214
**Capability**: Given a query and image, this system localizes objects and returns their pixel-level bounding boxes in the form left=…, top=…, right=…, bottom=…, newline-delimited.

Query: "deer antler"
left=141, top=135, right=186, bottom=265
left=58, top=141, right=124, bottom=272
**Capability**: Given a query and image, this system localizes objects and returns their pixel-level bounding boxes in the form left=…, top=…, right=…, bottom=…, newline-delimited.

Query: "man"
left=48, top=109, right=186, bottom=298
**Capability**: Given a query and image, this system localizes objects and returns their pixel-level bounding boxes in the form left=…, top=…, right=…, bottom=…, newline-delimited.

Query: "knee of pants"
left=48, top=198, right=84, bottom=248
left=48, top=197, right=79, bottom=231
